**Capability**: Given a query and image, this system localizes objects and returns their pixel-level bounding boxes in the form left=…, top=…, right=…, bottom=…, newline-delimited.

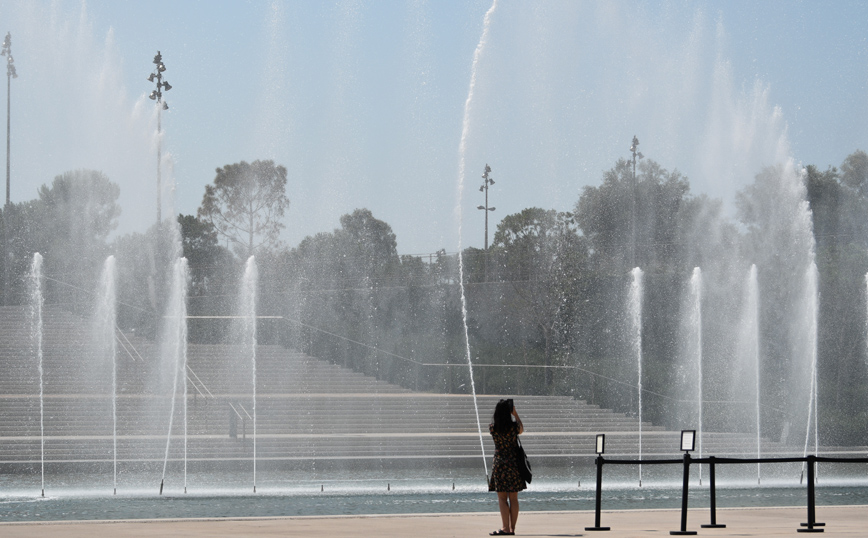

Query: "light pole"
left=147, top=51, right=171, bottom=224
left=629, top=136, right=643, bottom=268
left=1, top=32, right=16, bottom=307
left=476, top=164, right=496, bottom=280
left=2, top=32, right=17, bottom=208
left=476, top=164, right=496, bottom=249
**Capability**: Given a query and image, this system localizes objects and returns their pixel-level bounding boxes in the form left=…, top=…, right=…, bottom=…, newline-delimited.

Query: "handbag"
left=516, top=436, right=532, bottom=484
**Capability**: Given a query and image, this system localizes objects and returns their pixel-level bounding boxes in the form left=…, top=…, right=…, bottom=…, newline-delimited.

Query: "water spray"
left=455, top=0, right=499, bottom=482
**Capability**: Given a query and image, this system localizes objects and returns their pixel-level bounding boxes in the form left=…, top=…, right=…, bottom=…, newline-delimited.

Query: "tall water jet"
left=800, top=262, right=819, bottom=483
left=239, top=256, right=258, bottom=493
left=95, top=256, right=118, bottom=494
left=455, top=0, right=498, bottom=480
left=628, top=267, right=643, bottom=486
left=28, top=253, right=45, bottom=498
left=159, top=257, right=189, bottom=495
left=748, top=265, right=761, bottom=484
left=689, top=267, right=703, bottom=484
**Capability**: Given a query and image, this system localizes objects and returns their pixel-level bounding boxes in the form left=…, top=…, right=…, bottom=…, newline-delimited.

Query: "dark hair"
left=492, top=399, right=514, bottom=434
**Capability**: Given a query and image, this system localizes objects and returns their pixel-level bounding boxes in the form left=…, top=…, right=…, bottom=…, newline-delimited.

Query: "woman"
left=489, top=398, right=525, bottom=536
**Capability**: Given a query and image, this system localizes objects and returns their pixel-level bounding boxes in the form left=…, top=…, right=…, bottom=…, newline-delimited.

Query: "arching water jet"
left=455, top=0, right=499, bottom=480
left=159, top=257, right=189, bottom=495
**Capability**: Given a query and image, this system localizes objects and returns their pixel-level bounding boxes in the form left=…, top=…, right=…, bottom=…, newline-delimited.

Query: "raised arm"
left=512, top=406, right=524, bottom=435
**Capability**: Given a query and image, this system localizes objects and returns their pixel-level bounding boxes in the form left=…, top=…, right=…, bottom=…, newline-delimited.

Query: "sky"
left=0, top=0, right=866, bottom=255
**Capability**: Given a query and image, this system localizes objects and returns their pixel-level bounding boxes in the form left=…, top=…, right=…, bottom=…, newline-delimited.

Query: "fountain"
left=689, top=267, right=703, bottom=484
left=238, top=256, right=258, bottom=493
left=0, top=1, right=864, bottom=524
left=800, top=263, right=820, bottom=483
left=94, top=256, right=118, bottom=494
left=628, top=267, right=643, bottom=486
left=159, top=257, right=189, bottom=495
left=28, top=253, right=44, bottom=497
left=455, top=0, right=499, bottom=481
left=737, top=264, right=762, bottom=484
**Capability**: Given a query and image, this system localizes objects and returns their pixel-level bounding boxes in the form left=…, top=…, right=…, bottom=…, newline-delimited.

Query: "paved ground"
left=1, top=506, right=865, bottom=537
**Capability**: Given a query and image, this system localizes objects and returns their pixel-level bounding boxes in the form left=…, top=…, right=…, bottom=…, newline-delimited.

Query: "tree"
left=491, top=207, right=588, bottom=388
left=576, top=158, right=690, bottom=273
left=36, top=170, right=121, bottom=301
left=178, top=213, right=232, bottom=298
left=335, top=208, right=399, bottom=284
left=198, top=160, right=289, bottom=258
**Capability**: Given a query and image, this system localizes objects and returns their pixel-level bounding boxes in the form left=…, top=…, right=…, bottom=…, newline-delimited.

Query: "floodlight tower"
left=1, top=32, right=16, bottom=308
left=629, top=136, right=643, bottom=268
left=1, top=32, right=17, bottom=208
left=476, top=164, right=496, bottom=250
left=147, top=51, right=171, bottom=224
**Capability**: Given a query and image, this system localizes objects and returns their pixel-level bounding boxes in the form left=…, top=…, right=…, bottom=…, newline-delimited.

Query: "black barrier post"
left=671, top=452, right=697, bottom=535
left=798, top=454, right=824, bottom=533
left=585, top=455, right=610, bottom=531
left=701, top=456, right=726, bottom=529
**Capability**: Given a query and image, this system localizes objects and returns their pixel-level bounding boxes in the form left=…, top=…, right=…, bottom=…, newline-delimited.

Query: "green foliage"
left=1, top=169, right=120, bottom=307
left=576, top=158, right=689, bottom=273
left=198, top=159, right=289, bottom=258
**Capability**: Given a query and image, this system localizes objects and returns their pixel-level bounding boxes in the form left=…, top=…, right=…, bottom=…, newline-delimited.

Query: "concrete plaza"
left=2, top=506, right=866, bottom=537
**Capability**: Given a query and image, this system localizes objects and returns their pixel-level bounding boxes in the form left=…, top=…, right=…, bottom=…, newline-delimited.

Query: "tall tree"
left=178, top=213, right=231, bottom=298
left=491, top=207, right=588, bottom=388
left=198, top=160, right=289, bottom=258
left=36, top=170, right=121, bottom=296
left=576, top=158, right=690, bottom=274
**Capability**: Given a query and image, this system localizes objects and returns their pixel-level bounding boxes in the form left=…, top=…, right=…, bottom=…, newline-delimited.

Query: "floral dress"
left=489, top=422, right=527, bottom=492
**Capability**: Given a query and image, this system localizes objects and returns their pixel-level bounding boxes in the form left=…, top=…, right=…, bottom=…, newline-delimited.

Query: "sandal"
left=489, top=531, right=509, bottom=536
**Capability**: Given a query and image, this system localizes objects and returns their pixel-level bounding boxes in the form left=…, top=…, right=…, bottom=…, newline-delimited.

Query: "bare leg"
left=508, top=491, right=519, bottom=533
left=497, top=492, right=510, bottom=533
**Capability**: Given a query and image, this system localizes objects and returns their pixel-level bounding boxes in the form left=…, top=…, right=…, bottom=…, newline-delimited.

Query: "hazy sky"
left=1, top=0, right=866, bottom=254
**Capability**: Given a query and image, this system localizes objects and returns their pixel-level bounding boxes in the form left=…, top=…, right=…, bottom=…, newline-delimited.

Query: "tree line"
left=2, top=151, right=868, bottom=445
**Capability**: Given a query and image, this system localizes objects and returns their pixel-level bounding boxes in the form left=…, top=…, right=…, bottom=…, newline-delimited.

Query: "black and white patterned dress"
left=489, top=422, right=527, bottom=492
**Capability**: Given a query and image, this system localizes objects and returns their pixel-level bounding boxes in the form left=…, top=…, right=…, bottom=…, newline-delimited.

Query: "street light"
left=147, top=51, right=172, bottom=224
left=1, top=32, right=17, bottom=208
left=628, top=135, right=643, bottom=268
left=1, top=32, right=16, bottom=308
left=477, top=164, right=496, bottom=250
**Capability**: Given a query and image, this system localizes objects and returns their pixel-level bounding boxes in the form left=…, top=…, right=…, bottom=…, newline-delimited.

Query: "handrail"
left=186, top=365, right=214, bottom=398
left=228, top=402, right=244, bottom=420
left=186, top=374, right=207, bottom=398
left=235, top=402, right=252, bottom=420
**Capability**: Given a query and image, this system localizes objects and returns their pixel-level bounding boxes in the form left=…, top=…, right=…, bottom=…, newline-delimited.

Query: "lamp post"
left=476, top=164, right=495, bottom=279
left=2, top=32, right=17, bottom=208
left=476, top=164, right=496, bottom=249
left=147, top=51, right=171, bottom=224
left=628, top=136, right=643, bottom=268
left=1, top=32, right=16, bottom=307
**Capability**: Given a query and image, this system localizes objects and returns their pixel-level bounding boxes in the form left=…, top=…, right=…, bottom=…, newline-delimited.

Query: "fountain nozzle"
left=159, top=479, right=164, bottom=496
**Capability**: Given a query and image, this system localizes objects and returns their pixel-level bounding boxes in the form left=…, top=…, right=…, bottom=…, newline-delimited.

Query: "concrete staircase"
left=0, top=305, right=788, bottom=469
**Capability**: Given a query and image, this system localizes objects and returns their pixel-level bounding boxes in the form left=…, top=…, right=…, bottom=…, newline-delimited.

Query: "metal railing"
left=586, top=450, right=868, bottom=534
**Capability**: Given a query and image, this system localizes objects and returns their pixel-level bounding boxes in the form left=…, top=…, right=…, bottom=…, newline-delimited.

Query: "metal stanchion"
left=585, top=454, right=610, bottom=531
left=798, top=455, right=824, bottom=533
left=701, top=456, right=725, bottom=529
left=670, top=452, right=697, bottom=535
